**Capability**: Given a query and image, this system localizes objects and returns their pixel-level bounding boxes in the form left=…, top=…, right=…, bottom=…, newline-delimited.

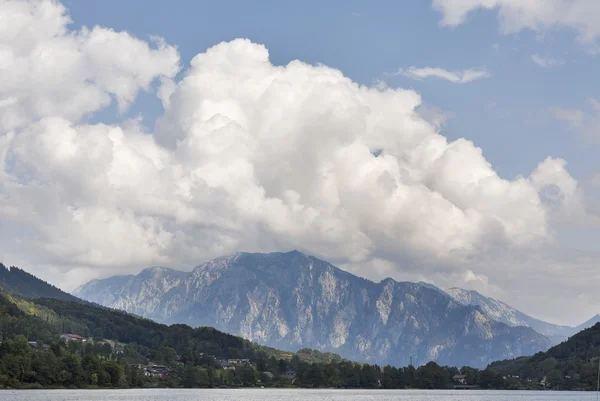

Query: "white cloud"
left=531, top=54, right=563, bottom=68
left=433, top=0, right=600, bottom=44
left=552, top=98, right=600, bottom=143
left=0, top=0, right=180, bottom=133
left=398, top=66, right=490, bottom=84
left=0, top=0, right=594, bottom=324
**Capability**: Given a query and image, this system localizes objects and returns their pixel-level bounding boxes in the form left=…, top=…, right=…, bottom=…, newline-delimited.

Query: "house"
left=61, top=334, right=86, bottom=342
left=452, top=375, right=467, bottom=385
left=282, top=370, right=296, bottom=380
left=217, top=359, right=236, bottom=370
left=540, top=376, right=548, bottom=387
left=144, top=365, right=169, bottom=378
left=261, top=371, right=275, bottom=380
left=227, top=358, right=251, bottom=365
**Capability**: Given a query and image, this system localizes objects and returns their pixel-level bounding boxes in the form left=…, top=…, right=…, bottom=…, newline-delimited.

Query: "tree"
left=415, top=362, right=451, bottom=389
left=183, top=365, right=209, bottom=388
left=103, top=360, right=124, bottom=387
left=62, top=354, right=85, bottom=387
left=154, top=346, right=177, bottom=366
left=236, top=364, right=257, bottom=387
left=360, top=364, right=379, bottom=388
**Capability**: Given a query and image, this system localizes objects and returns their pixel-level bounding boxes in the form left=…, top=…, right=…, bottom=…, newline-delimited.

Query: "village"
left=56, top=333, right=298, bottom=384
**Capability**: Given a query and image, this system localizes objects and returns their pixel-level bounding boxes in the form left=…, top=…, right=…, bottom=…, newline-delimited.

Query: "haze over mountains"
left=445, top=288, right=600, bottom=344
left=72, top=250, right=598, bottom=368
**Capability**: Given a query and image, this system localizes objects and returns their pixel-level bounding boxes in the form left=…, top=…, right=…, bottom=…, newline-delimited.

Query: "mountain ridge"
left=74, top=250, right=551, bottom=368
left=445, top=287, right=597, bottom=344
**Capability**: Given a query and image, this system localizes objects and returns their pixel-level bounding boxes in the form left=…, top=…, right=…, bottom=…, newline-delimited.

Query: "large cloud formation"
left=0, top=0, right=593, bottom=323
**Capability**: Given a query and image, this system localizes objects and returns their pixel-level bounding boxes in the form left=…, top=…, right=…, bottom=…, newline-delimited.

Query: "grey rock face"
left=446, top=288, right=598, bottom=344
left=75, top=251, right=550, bottom=368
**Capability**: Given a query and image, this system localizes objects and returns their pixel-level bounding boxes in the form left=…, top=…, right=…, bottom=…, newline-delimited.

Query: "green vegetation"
left=0, top=264, right=79, bottom=303
left=488, top=322, right=600, bottom=390
left=294, top=348, right=344, bottom=364
left=1, top=263, right=600, bottom=391
left=0, top=282, right=479, bottom=390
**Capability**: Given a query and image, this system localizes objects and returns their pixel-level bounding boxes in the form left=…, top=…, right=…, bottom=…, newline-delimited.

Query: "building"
left=282, top=370, right=296, bottom=380
left=452, top=375, right=467, bottom=385
left=61, top=334, right=87, bottom=342
left=144, top=365, right=169, bottom=378
left=227, top=358, right=251, bottom=365
left=96, top=339, right=116, bottom=349
left=217, top=359, right=236, bottom=370
left=261, top=371, right=275, bottom=380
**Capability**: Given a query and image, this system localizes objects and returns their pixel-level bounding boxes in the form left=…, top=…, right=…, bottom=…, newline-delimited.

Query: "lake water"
left=0, top=389, right=598, bottom=401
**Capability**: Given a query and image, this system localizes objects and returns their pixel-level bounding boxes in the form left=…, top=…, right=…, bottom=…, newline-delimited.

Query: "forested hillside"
left=488, top=323, right=600, bottom=390
left=0, top=263, right=80, bottom=303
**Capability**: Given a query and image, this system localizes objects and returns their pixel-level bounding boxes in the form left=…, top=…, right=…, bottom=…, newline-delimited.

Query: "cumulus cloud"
left=397, top=66, right=490, bottom=84
left=0, top=0, right=595, bottom=323
left=531, top=54, right=563, bottom=68
left=433, top=0, right=600, bottom=44
left=0, top=1, right=179, bottom=133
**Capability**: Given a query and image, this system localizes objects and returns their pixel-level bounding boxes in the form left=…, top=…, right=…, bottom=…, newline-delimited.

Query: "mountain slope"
left=446, top=287, right=597, bottom=344
left=573, top=313, right=600, bottom=332
left=0, top=263, right=81, bottom=303
left=0, top=266, right=346, bottom=367
left=0, top=270, right=520, bottom=390
left=488, top=322, right=600, bottom=390
left=75, top=251, right=551, bottom=368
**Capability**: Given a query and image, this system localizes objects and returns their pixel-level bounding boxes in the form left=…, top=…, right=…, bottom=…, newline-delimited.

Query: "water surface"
left=0, top=389, right=597, bottom=401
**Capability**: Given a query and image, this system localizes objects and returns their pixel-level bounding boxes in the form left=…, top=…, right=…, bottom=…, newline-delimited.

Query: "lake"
left=0, top=389, right=598, bottom=401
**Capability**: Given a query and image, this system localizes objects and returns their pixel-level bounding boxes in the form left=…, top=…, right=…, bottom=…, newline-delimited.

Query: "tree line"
left=0, top=332, right=514, bottom=389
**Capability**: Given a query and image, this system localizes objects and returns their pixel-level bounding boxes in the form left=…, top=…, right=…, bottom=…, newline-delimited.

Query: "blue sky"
left=2, top=0, right=600, bottom=324
left=63, top=0, right=598, bottom=181
left=63, top=0, right=600, bottom=257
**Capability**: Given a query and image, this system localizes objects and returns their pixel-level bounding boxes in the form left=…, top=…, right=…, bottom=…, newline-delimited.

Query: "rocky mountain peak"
left=74, top=251, right=552, bottom=368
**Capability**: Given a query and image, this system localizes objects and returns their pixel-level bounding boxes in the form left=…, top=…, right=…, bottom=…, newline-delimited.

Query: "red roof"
left=63, top=334, right=85, bottom=339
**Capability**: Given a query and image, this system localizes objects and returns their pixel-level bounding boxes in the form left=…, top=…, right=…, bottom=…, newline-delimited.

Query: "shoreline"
left=0, top=387, right=589, bottom=392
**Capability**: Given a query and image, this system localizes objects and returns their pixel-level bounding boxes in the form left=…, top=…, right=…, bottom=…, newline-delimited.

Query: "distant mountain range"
left=445, top=288, right=600, bottom=344
left=73, top=250, right=567, bottom=368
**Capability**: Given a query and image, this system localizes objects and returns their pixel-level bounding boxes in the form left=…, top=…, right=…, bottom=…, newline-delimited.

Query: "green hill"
left=488, top=322, right=600, bottom=390
left=0, top=263, right=80, bottom=303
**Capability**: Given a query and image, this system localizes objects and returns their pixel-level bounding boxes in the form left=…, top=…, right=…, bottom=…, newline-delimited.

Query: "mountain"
left=0, top=263, right=81, bottom=303
left=0, top=267, right=520, bottom=390
left=74, top=251, right=551, bottom=368
left=573, top=313, right=600, bottom=332
left=0, top=265, right=362, bottom=389
left=446, top=288, right=597, bottom=344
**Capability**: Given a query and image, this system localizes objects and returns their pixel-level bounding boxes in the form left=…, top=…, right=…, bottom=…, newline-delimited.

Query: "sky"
left=0, top=0, right=599, bottom=326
